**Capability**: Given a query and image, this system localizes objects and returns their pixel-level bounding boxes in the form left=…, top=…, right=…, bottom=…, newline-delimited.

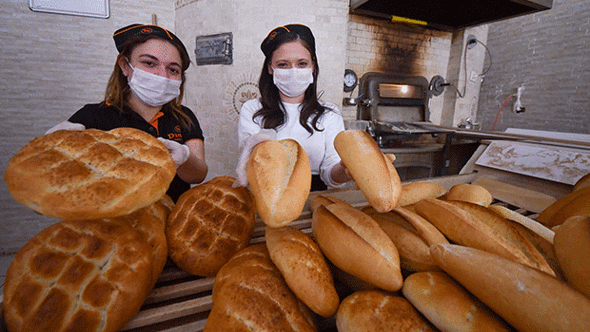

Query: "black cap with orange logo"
left=113, top=24, right=190, bottom=70
left=260, top=24, right=316, bottom=61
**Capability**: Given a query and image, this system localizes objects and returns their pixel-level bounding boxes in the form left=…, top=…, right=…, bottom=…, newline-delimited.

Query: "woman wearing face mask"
left=46, top=23, right=208, bottom=202
left=237, top=24, right=352, bottom=191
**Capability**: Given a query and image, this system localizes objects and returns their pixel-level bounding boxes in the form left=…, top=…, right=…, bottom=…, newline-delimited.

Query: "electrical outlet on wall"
left=469, top=71, right=478, bottom=82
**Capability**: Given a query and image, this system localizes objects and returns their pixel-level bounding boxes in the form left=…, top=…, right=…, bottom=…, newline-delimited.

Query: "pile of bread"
left=3, top=128, right=590, bottom=332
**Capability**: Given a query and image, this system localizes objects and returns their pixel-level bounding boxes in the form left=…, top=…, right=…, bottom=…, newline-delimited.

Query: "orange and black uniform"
left=69, top=102, right=204, bottom=202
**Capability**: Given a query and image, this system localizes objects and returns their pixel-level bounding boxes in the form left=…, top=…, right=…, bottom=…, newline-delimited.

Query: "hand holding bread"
left=247, top=138, right=312, bottom=227
left=334, top=130, right=401, bottom=213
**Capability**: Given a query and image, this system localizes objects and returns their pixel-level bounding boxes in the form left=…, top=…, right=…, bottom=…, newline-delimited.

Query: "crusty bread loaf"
left=447, top=200, right=555, bottom=276
left=537, top=186, right=590, bottom=227
left=334, top=130, right=401, bottom=213
left=309, top=195, right=347, bottom=213
left=4, top=128, right=176, bottom=220
left=488, top=205, right=555, bottom=244
left=445, top=183, right=493, bottom=207
left=166, top=176, right=256, bottom=277
left=553, top=215, right=590, bottom=298
left=430, top=243, right=590, bottom=332
left=3, top=219, right=153, bottom=332
left=205, top=244, right=316, bottom=332
left=361, top=207, right=441, bottom=272
left=336, top=290, right=436, bottom=332
left=398, top=181, right=447, bottom=207
left=573, top=172, right=590, bottom=192
left=415, top=198, right=554, bottom=275
left=312, top=202, right=402, bottom=292
left=102, top=196, right=173, bottom=287
left=402, top=271, right=513, bottom=332
left=266, top=226, right=339, bottom=317
left=247, top=139, right=311, bottom=227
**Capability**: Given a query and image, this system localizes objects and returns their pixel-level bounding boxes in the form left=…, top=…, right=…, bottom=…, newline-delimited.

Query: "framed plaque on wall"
left=29, top=0, right=110, bottom=19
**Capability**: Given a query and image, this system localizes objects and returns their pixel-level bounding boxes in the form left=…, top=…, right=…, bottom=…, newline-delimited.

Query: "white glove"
left=234, top=129, right=276, bottom=188
left=45, top=121, right=85, bottom=135
left=157, top=137, right=191, bottom=168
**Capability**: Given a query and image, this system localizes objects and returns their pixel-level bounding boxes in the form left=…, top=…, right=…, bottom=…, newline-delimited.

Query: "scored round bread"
left=3, top=219, right=153, bottom=332
left=4, top=128, right=176, bottom=220
left=402, top=271, right=513, bottom=332
left=265, top=226, right=339, bottom=317
left=102, top=196, right=173, bottom=287
left=334, top=130, right=401, bottom=213
left=205, top=244, right=316, bottom=332
left=336, top=290, right=436, bottom=332
left=553, top=215, right=590, bottom=298
left=166, top=176, right=256, bottom=277
left=311, top=202, right=402, bottom=292
left=430, top=243, right=590, bottom=332
left=444, top=183, right=493, bottom=207
left=247, top=139, right=311, bottom=227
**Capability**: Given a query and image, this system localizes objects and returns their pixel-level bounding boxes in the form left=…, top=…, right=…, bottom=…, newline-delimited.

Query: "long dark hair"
left=104, top=35, right=193, bottom=129
left=254, top=33, right=328, bottom=134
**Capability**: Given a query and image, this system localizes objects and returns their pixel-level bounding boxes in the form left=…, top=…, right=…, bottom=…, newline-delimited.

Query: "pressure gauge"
left=343, top=69, right=358, bottom=93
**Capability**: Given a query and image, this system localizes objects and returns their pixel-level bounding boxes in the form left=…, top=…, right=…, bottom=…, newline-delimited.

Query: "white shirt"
left=238, top=98, right=346, bottom=188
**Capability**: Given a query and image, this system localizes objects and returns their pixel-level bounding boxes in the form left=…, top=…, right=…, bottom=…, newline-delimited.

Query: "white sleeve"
left=237, top=99, right=264, bottom=150
left=318, top=103, right=347, bottom=188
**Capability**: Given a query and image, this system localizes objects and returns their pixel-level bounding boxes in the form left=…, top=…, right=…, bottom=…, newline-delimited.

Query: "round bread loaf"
left=336, top=290, right=436, bottom=332
left=103, top=196, right=173, bottom=287
left=205, top=244, right=316, bottom=332
left=3, top=219, right=153, bottom=332
left=4, top=128, right=176, bottom=220
left=445, top=183, right=493, bottom=206
left=553, top=215, right=590, bottom=298
left=247, top=139, right=312, bottom=227
left=166, top=176, right=256, bottom=277
left=334, top=130, right=402, bottom=213
left=312, top=202, right=403, bottom=292
left=266, top=226, right=340, bottom=317
left=402, top=271, right=514, bottom=332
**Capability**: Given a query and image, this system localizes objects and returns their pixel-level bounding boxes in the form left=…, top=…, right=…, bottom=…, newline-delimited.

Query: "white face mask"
left=127, top=61, right=182, bottom=107
left=272, top=67, right=314, bottom=98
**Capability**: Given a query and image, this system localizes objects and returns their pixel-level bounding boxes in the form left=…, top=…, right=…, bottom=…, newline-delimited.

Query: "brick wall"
left=342, top=15, right=488, bottom=127
left=476, top=0, right=590, bottom=134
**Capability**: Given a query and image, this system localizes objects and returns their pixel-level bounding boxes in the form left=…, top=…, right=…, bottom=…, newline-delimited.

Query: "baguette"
left=430, top=243, right=590, bottom=332
left=537, top=186, right=590, bottom=227
left=361, top=207, right=442, bottom=272
left=309, top=195, right=347, bottom=213
left=247, top=139, right=311, bottom=227
left=488, top=205, right=555, bottom=244
left=447, top=200, right=555, bottom=276
left=553, top=215, right=590, bottom=298
left=402, top=271, right=513, bottom=332
left=312, top=202, right=403, bottom=291
left=445, top=183, right=493, bottom=207
left=414, top=198, right=552, bottom=274
left=398, top=181, right=447, bottom=207
left=334, top=130, right=401, bottom=213
left=266, top=226, right=339, bottom=317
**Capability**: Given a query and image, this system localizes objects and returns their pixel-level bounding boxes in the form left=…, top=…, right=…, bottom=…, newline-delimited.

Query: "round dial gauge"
left=343, top=69, right=358, bottom=92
